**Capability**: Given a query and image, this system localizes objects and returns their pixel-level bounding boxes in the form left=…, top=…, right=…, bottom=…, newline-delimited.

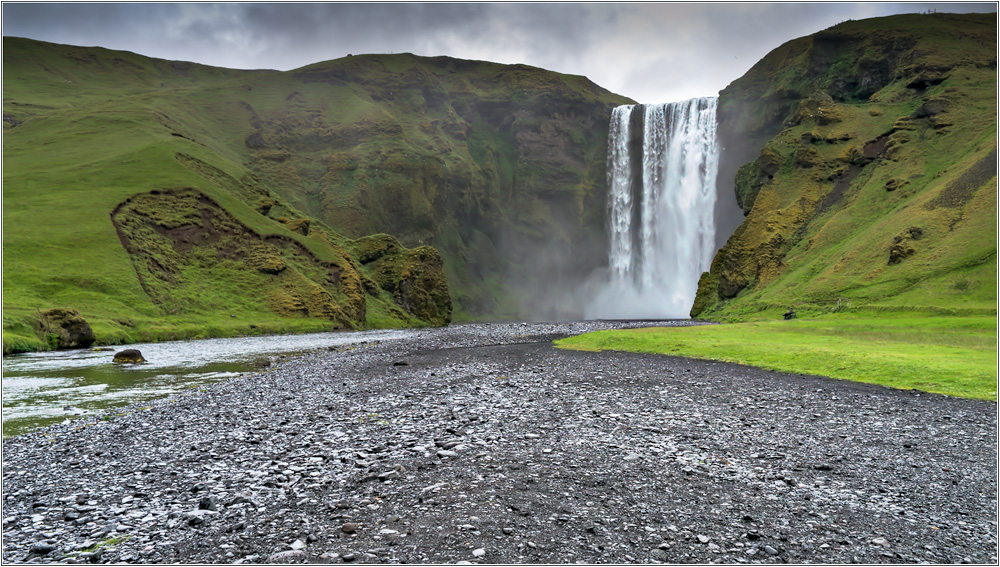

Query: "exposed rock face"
left=35, top=308, right=95, bottom=349
left=694, top=13, right=997, bottom=317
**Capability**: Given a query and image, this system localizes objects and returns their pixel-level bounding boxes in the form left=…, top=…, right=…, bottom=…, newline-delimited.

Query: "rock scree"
left=2, top=321, right=996, bottom=564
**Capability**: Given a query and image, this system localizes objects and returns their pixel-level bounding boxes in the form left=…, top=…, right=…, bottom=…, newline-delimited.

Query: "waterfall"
left=588, top=98, right=719, bottom=319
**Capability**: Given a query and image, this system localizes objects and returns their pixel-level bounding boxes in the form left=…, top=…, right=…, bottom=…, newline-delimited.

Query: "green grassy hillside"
left=694, top=12, right=997, bottom=319
left=2, top=38, right=455, bottom=353
left=3, top=38, right=632, bottom=353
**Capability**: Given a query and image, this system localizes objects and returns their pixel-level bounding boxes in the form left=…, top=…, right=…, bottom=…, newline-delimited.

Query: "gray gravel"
left=2, top=321, right=997, bottom=564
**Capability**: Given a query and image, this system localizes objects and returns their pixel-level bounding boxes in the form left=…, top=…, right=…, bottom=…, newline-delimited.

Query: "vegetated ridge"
left=242, top=53, right=633, bottom=318
left=2, top=38, right=631, bottom=353
left=693, top=12, right=997, bottom=319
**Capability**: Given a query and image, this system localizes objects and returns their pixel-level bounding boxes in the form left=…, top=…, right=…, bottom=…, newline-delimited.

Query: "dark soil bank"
left=3, top=322, right=997, bottom=564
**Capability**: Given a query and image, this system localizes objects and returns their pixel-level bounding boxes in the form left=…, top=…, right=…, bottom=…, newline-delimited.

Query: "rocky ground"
left=2, top=321, right=997, bottom=564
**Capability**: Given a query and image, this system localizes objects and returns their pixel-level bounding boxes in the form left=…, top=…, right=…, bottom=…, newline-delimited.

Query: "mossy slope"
left=694, top=13, right=997, bottom=319
left=239, top=53, right=634, bottom=317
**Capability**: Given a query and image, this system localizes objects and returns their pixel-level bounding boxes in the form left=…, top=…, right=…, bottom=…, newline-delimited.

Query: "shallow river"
left=1, top=329, right=417, bottom=437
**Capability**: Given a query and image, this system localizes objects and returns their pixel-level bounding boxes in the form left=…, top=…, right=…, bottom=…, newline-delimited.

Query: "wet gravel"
left=2, top=321, right=997, bottom=564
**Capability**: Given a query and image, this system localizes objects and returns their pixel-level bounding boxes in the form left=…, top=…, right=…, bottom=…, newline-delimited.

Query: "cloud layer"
left=3, top=2, right=995, bottom=102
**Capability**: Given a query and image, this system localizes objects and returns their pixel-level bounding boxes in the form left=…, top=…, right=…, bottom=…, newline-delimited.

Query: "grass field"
left=556, top=313, right=998, bottom=400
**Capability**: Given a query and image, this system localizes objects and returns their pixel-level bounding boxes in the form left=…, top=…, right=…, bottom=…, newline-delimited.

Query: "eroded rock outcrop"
left=35, top=308, right=95, bottom=349
left=354, top=234, right=452, bottom=326
left=111, top=188, right=451, bottom=329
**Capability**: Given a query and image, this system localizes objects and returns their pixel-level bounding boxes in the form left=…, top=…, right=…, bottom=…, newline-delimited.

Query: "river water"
left=1, top=329, right=418, bottom=437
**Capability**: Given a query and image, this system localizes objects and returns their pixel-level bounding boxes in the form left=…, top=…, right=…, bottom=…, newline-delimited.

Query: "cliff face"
left=241, top=54, right=633, bottom=317
left=694, top=13, right=997, bottom=318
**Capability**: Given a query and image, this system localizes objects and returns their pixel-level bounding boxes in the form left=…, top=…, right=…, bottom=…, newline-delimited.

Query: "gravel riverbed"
left=3, top=321, right=997, bottom=564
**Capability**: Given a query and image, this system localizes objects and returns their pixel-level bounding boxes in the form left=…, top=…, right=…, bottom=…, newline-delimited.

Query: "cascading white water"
left=588, top=97, right=719, bottom=319
left=606, top=105, right=635, bottom=283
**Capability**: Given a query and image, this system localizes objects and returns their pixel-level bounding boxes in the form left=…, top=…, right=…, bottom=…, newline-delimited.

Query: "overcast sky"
left=3, top=2, right=996, bottom=102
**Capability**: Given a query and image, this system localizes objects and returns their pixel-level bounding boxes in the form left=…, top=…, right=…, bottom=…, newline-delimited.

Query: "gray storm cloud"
left=3, top=2, right=995, bottom=102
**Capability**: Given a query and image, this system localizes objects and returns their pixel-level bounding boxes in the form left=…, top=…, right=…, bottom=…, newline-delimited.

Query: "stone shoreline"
left=2, top=321, right=997, bottom=563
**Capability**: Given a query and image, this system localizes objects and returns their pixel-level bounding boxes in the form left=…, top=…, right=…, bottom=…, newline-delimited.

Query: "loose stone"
left=267, top=550, right=306, bottom=562
left=341, top=523, right=359, bottom=534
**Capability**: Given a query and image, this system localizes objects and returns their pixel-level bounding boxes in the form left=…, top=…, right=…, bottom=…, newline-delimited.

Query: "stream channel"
left=1, top=328, right=417, bottom=437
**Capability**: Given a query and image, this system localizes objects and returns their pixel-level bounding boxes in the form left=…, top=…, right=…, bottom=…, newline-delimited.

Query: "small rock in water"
left=112, top=349, right=146, bottom=364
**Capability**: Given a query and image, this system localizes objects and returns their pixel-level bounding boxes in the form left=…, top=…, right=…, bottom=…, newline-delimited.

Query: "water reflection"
left=2, top=329, right=416, bottom=437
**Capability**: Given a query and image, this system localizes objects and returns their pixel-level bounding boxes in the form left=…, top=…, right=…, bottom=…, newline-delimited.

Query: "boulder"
left=113, top=349, right=147, bottom=364
left=36, top=308, right=96, bottom=349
